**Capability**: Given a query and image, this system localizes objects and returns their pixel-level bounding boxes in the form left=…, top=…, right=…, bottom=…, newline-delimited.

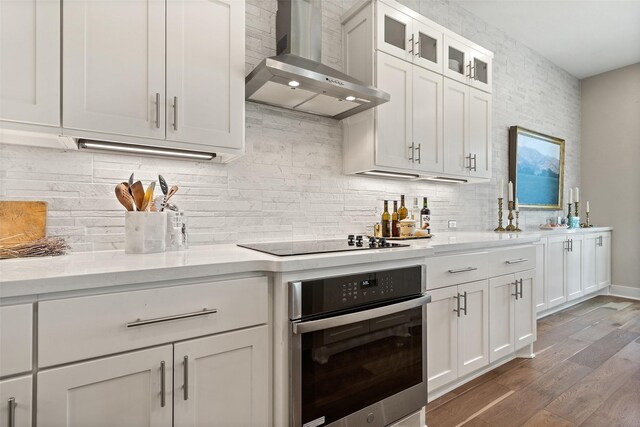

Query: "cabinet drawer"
left=489, top=246, right=536, bottom=277
left=0, top=304, right=33, bottom=377
left=39, top=276, right=268, bottom=367
left=426, top=252, right=488, bottom=290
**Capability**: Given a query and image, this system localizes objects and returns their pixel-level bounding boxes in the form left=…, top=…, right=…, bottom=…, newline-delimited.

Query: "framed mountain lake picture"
left=509, top=126, right=564, bottom=210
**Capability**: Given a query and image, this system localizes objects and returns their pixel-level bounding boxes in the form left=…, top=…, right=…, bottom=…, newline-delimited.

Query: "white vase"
left=125, top=212, right=167, bottom=254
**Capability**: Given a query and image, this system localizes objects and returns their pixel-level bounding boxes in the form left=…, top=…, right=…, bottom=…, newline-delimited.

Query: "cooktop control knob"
left=368, top=237, right=377, bottom=248
left=379, top=237, right=388, bottom=247
left=355, top=235, right=363, bottom=247
left=348, top=234, right=355, bottom=246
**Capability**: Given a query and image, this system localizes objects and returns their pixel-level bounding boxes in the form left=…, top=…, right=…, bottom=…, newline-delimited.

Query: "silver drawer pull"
left=505, top=258, right=528, bottom=264
left=183, top=356, right=189, bottom=401
left=127, top=308, right=217, bottom=328
left=160, top=361, right=166, bottom=407
left=448, top=267, right=478, bottom=274
left=8, top=397, right=16, bottom=427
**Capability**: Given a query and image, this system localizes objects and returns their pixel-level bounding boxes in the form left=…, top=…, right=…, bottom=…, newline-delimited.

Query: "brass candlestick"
left=574, top=201, right=579, bottom=219
left=567, top=203, right=572, bottom=222
left=494, top=198, right=505, bottom=232
left=515, top=210, right=522, bottom=232
left=582, top=211, right=591, bottom=228
left=506, top=201, right=516, bottom=231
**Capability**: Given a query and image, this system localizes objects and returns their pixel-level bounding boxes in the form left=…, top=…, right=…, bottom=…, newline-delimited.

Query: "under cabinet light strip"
left=78, top=140, right=216, bottom=160
left=423, top=177, right=468, bottom=183
left=360, top=170, right=419, bottom=179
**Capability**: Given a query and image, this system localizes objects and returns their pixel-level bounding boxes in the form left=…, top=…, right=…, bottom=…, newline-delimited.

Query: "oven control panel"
left=292, top=266, right=423, bottom=319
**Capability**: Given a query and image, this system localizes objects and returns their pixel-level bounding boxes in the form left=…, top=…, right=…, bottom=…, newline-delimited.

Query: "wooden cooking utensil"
left=115, top=182, right=135, bottom=211
left=130, top=181, right=145, bottom=211
left=141, top=181, right=156, bottom=212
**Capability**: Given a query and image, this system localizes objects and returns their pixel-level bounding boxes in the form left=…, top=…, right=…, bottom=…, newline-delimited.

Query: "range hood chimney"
left=245, top=0, right=389, bottom=120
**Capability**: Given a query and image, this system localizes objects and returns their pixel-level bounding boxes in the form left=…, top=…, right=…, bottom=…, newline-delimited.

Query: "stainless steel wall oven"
left=289, top=265, right=430, bottom=427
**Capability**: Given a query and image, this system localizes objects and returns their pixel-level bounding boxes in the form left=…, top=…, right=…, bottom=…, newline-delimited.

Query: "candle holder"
left=505, top=201, right=516, bottom=231
left=567, top=203, right=572, bottom=222
left=515, top=210, right=522, bottom=232
left=494, top=198, right=505, bottom=232
left=581, top=211, right=591, bottom=228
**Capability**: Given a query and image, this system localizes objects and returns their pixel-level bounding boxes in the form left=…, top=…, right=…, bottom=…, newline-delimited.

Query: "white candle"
left=569, top=188, right=573, bottom=204
left=498, top=177, right=504, bottom=199
left=515, top=198, right=519, bottom=211
left=508, top=181, right=513, bottom=202
left=575, top=187, right=579, bottom=202
left=586, top=201, right=590, bottom=213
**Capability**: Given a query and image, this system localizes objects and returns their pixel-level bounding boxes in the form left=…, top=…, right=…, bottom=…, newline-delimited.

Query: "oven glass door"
left=295, top=304, right=424, bottom=426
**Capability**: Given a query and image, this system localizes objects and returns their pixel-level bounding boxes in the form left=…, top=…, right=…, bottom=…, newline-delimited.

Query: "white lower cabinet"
left=566, top=235, right=584, bottom=301
left=427, top=280, right=489, bottom=392
left=489, top=270, right=536, bottom=363
left=546, top=235, right=568, bottom=308
left=0, top=375, right=32, bottom=427
left=596, top=233, right=611, bottom=288
left=174, top=326, right=269, bottom=427
left=583, top=233, right=599, bottom=294
left=38, top=345, right=173, bottom=427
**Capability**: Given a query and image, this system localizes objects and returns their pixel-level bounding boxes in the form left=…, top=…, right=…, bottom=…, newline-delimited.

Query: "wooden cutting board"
left=0, top=201, right=47, bottom=245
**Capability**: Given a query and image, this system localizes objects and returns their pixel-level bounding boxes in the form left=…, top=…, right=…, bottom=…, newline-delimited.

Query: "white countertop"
left=0, top=227, right=612, bottom=299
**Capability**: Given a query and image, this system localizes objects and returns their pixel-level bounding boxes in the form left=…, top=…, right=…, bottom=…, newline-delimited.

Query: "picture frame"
left=509, top=126, right=565, bottom=210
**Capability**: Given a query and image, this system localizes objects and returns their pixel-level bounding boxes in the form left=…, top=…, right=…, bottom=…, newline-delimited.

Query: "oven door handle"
left=292, top=293, right=431, bottom=335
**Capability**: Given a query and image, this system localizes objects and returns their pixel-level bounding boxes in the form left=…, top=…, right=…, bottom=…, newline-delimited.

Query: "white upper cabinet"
left=413, top=21, right=443, bottom=74
left=444, top=35, right=492, bottom=93
left=443, top=78, right=468, bottom=175
left=166, top=0, right=244, bottom=150
left=413, top=65, right=444, bottom=173
left=377, top=1, right=414, bottom=63
left=63, top=0, right=166, bottom=139
left=0, top=0, right=59, bottom=127
left=469, top=88, right=491, bottom=178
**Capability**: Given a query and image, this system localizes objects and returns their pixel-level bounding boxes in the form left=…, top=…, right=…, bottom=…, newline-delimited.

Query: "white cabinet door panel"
left=443, top=77, right=469, bottom=176
left=166, top=0, right=244, bottom=149
left=413, top=20, right=443, bottom=74
left=412, top=67, right=443, bottom=173
left=457, top=280, right=489, bottom=377
left=427, top=286, right=458, bottom=392
left=535, top=241, right=547, bottom=313
left=469, top=48, right=492, bottom=93
left=566, top=236, right=583, bottom=301
left=0, top=304, right=32, bottom=377
left=469, top=88, right=491, bottom=179
left=515, top=270, right=536, bottom=349
left=596, top=233, right=611, bottom=289
left=489, top=274, right=515, bottom=363
left=38, top=346, right=172, bottom=427
left=174, top=326, right=269, bottom=427
left=547, top=236, right=567, bottom=308
left=583, top=234, right=598, bottom=294
left=375, top=51, right=413, bottom=169
left=0, top=0, right=59, bottom=126
left=376, top=1, right=414, bottom=62
left=0, top=376, right=32, bottom=427
left=63, top=0, right=166, bottom=138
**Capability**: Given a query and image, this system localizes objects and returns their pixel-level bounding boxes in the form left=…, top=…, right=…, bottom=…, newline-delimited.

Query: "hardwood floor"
left=426, top=296, right=640, bottom=427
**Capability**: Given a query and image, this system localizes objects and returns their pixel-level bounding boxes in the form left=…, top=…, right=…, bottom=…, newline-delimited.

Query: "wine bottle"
left=398, top=195, right=408, bottom=221
left=412, top=197, right=420, bottom=221
left=381, top=200, right=391, bottom=237
left=392, top=200, right=400, bottom=237
left=421, top=197, right=431, bottom=231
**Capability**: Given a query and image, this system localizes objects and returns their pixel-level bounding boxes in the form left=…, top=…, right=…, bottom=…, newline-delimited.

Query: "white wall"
left=0, top=0, right=581, bottom=251
left=581, top=63, right=640, bottom=289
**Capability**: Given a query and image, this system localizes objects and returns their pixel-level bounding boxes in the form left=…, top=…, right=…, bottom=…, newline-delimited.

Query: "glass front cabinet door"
left=444, top=35, right=492, bottom=93
left=377, top=2, right=414, bottom=62
left=413, top=21, right=443, bottom=74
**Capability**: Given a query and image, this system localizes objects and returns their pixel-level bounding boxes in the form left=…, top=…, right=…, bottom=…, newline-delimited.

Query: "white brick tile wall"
left=0, top=0, right=580, bottom=251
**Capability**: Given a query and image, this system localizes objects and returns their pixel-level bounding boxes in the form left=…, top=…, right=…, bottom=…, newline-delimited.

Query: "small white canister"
left=125, top=212, right=167, bottom=254
left=400, top=218, right=416, bottom=237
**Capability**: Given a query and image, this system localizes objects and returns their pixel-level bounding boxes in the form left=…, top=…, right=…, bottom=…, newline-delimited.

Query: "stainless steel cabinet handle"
left=155, top=93, right=160, bottom=128
left=518, top=279, right=524, bottom=299
left=127, top=308, right=217, bottom=328
left=7, top=397, right=15, bottom=427
left=160, top=361, right=166, bottom=408
left=512, top=281, right=519, bottom=300
left=598, top=236, right=603, bottom=246
left=565, top=240, right=570, bottom=252
left=173, top=96, right=178, bottom=131
left=409, top=142, right=415, bottom=162
left=466, top=61, right=475, bottom=78
left=461, top=291, right=468, bottom=315
left=569, top=239, right=573, bottom=252
left=414, top=36, right=420, bottom=56
left=408, top=35, right=414, bottom=54
left=292, top=293, right=431, bottom=334
left=183, top=356, right=189, bottom=401
left=448, top=267, right=478, bottom=274
left=506, top=258, right=528, bottom=264
left=472, top=154, right=477, bottom=172
left=416, top=144, right=422, bottom=164
left=465, top=154, right=472, bottom=170
left=453, top=292, right=461, bottom=317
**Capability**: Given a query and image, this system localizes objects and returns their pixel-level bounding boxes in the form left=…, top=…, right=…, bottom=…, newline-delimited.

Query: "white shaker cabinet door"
left=583, top=233, right=599, bottom=294
left=596, top=233, right=611, bottom=288
left=0, top=0, right=59, bottom=126
left=166, top=0, right=244, bottom=150
left=0, top=376, right=32, bottom=427
left=534, top=241, right=547, bottom=313
left=514, top=269, right=536, bottom=349
left=566, top=235, right=583, bottom=301
left=375, top=51, right=413, bottom=170
left=468, top=87, right=491, bottom=179
left=546, top=236, right=568, bottom=308
left=412, top=66, right=443, bottom=174
left=375, top=1, right=414, bottom=62
left=427, top=286, right=458, bottom=392
left=457, top=280, right=489, bottom=377
left=489, top=274, right=515, bottom=363
left=443, top=77, right=469, bottom=176
left=63, top=0, right=166, bottom=139
left=174, top=326, right=269, bottom=427
left=38, top=346, right=172, bottom=427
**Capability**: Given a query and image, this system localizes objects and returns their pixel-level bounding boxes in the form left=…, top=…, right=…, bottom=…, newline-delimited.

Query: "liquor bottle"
left=412, top=197, right=420, bottom=221
left=421, top=197, right=431, bottom=231
left=381, top=200, right=391, bottom=237
left=392, top=200, right=400, bottom=237
left=398, top=195, right=408, bottom=220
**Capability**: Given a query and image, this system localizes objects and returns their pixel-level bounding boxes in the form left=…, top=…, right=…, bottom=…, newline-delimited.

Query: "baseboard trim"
left=609, top=284, right=640, bottom=301
left=537, top=288, right=609, bottom=319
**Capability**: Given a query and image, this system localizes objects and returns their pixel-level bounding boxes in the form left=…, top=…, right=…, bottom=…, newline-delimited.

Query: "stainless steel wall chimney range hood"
left=245, top=0, right=390, bottom=120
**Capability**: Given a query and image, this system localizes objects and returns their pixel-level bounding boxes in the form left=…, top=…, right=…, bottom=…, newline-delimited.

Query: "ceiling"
left=451, top=0, right=640, bottom=79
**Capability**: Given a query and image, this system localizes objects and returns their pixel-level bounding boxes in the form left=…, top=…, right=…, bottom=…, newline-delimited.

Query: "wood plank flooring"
left=426, top=296, right=640, bottom=427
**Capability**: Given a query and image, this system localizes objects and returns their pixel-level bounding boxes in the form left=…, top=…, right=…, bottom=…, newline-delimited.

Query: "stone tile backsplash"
left=0, top=0, right=580, bottom=251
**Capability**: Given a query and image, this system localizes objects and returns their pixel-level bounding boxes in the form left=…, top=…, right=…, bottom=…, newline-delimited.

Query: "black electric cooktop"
left=238, top=236, right=409, bottom=257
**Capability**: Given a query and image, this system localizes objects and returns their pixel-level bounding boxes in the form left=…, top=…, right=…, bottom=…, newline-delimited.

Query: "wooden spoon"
left=141, top=181, right=156, bottom=212
left=130, top=181, right=145, bottom=211
left=115, top=182, right=135, bottom=211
